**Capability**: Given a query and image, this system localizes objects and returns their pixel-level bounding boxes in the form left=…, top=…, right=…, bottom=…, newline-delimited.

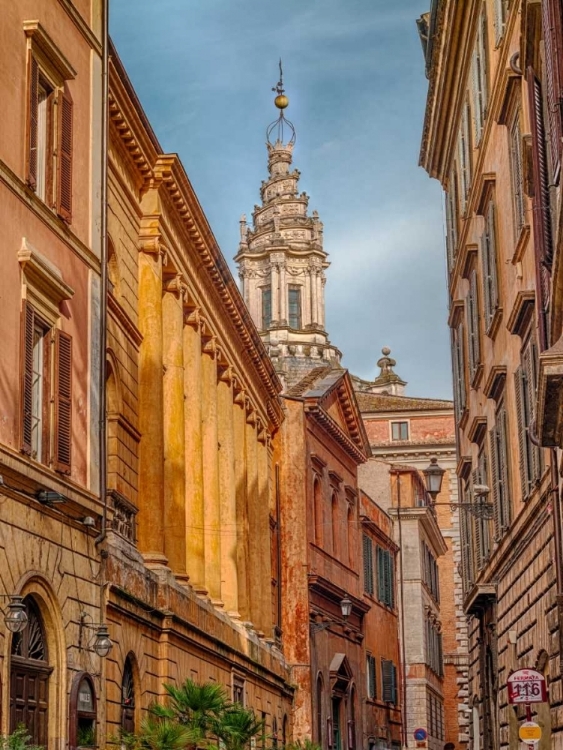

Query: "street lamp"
left=422, top=458, right=445, bottom=501
left=423, top=457, right=494, bottom=519
left=79, top=612, right=113, bottom=657
left=3, top=595, right=28, bottom=633
left=310, top=597, right=353, bottom=634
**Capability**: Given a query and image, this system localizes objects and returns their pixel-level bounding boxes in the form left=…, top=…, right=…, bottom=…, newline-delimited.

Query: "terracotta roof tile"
left=356, top=392, right=453, bottom=413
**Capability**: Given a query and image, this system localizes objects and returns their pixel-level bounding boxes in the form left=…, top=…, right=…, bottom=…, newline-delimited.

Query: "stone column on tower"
left=234, top=77, right=341, bottom=389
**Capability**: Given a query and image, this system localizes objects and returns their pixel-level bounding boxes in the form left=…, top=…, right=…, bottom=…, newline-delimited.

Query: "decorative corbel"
left=245, top=398, right=257, bottom=426
left=233, top=377, right=246, bottom=406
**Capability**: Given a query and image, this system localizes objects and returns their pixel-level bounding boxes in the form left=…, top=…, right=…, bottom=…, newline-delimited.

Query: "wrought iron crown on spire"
left=267, top=59, right=296, bottom=146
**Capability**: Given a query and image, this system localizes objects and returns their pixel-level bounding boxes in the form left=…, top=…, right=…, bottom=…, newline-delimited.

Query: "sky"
left=110, top=0, right=452, bottom=399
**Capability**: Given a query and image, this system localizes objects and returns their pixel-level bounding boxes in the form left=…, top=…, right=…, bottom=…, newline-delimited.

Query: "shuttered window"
left=482, top=199, right=499, bottom=332
left=20, top=302, right=72, bottom=473
left=490, top=401, right=511, bottom=541
left=445, top=170, right=459, bottom=274
left=458, top=102, right=472, bottom=212
left=377, top=547, right=394, bottom=609
left=510, top=111, right=526, bottom=238
left=493, top=0, right=508, bottom=45
left=56, top=84, right=73, bottom=222
left=541, top=0, right=563, bottom=182
left=459, top=481, right=474, bottom=591
left=451, top=321, right=467, bottom=422
left=515, top=337, right=542, bottom=500
left=363, top=535, right=374, bottom=595
left=472, top=10, right=489, bottom=143
left=26, top=55, right=73, bottom=221
left=467, top=269, right=481, bottom=381
left=473, top=450, right=491, bottom=570
left=381, top=660, right=397, bottom=704
left=366, top=655, right=376, bottom=700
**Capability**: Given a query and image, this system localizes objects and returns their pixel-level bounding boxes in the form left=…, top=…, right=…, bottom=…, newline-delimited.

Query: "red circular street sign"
left=507, top=669, right=547, bottom=705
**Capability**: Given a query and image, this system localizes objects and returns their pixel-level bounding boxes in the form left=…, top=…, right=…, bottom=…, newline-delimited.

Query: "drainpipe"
left=95, top=0, right=109, bottom=551
left=396, top=473, right=408, bottom=747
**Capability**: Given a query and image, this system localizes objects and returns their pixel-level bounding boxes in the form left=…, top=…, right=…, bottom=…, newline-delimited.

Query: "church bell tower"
left=235, top=63, right=341, bottom=389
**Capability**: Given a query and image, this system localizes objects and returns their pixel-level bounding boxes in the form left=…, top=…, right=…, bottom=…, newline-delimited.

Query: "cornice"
left=305, top=405, right=368, bottom=465
left=388, top=505, right=448, bottom=557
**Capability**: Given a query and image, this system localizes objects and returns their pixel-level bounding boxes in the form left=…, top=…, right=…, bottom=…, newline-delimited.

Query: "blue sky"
left=110, top=0, right=452, bottom=399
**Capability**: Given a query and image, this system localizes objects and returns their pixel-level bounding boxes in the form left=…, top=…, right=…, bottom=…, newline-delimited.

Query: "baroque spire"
left=235, top=64, right=341, bottom=390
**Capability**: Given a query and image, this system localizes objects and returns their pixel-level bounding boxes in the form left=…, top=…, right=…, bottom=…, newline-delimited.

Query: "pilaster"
left=137, top=236, right=167, bottom=567
left=183, top=307, right=206, bottom=594
left=245, top=400, right=261, bottom=631
left=217, top=359, right=239, bottom=617
left=201, top=331, right=222, bottom=606
left=162, top=272, right=188, bottom=584
left=233, top=382, right=250, bottom=621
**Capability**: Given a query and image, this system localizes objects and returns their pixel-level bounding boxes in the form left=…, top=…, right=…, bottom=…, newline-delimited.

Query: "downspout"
left=96, top=0, right=109, bottom=550
left=396, top=473, right=408, bottom=747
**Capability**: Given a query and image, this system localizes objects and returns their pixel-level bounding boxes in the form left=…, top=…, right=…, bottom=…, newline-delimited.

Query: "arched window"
left=332, top=493, right=339, bottom=559
left=10, top=597, right=51, bottom=747
left=347, top=506, right=354, bottom=567
left=69, top=672, right=97, bottom=750
left=272, top=717, right=278, bottom=750
left=314, top=477, right=323, bottom=546
left=316, top=674, right=324, bottom=746
left=121, top=655, right=136, bottom=734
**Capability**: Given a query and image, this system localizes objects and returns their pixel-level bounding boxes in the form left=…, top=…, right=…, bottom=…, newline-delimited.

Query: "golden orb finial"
left=275, top=94, right=289, bottom=109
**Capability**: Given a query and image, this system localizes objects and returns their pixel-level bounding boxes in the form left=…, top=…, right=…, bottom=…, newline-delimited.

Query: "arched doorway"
left=121, top=654, right=136, bottom=734
left=10, top=597, right=52, bottom=746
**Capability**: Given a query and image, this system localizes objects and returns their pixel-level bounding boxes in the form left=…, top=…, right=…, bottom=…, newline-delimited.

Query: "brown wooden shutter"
left=56, top=84, right=73, bottom=223
left=514, top=366, right=529, bottom=500
left=53, top=329, right=72, bottom=473
left=489, top=426, right=501, bottom=541
left=471, top=468, right=483, bottom=570
left=498, top=404, right=511, bottom=531
left=26, top=56, right=39, bottom=190
left=542, top=0, right=563, bottom=182
left=20, top=302, right=35, bottom=454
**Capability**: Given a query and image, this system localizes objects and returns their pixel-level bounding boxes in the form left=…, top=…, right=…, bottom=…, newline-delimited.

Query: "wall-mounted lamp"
left=423, top=458, right=494, bottom=519
left=1, top=595, right=28, bottom=633
left=79, top=612, right=113, bottom=657
left=310, top=597, right=353, bottom=635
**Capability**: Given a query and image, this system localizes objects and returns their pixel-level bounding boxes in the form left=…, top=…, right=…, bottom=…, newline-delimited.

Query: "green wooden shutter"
left=382, top=660, right=394, bottom=703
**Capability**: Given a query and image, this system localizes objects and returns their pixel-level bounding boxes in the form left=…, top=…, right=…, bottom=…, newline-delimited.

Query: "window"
left=515, top=335, right=542, bottom=500
left=121, top=656, right=136, bottom=733
left=467, top=268, right=481, bottom=381
left=21, top=301, right=73, bottom=472
left=445, top=169, right=459, bottom=273
left=381, top=660, right=398, bottom=704
left=510, top=110, right=526, bottom=238
left=422, top=544, right=440, bottom=603
left=316, top=676, right=324, bottom=745
left=363, top=534, right=374, bottom=595
left=473, top=448, right=491, bottom=569
left=451, top=319, right=467, bottom=421
left=493, top=0, right=508, bottom=45
left=425, top=620, right=444, bottom=677
left=288, top=286, right=302, bottom=329
left=458, top=101, right=472, bottom=211
left=26, top=47, right=74, bottom=221
left=331, top=493, right=339, bottom=559
left=427, top=691, right=445, bottom=741
left=314, top=477, right=323, bottom=546
left=366, top=655, right=376, bottom=699
left=391, top=421, right=409, bottom=441
left=490, top=400, right=511, bottom=540
left=472, top=10, right=489, bottom=143
left=262, top=287, right=272, bottom=329
left=460, top=480, right=475, bottom=590
left=233, top=674, right=245, bottom=706
left=377, top=547, right=394, bottom=608
left=482, top=198, right=499, bottom=332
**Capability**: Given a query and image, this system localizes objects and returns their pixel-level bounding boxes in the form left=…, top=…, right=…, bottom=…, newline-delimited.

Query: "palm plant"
left=120, top=716, right=197, bottom=750
left=216, top=706, right=265, bottom=750
left=151, top=679, right=229, bottom=744
left=284, top=740, right=320, bottom=750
